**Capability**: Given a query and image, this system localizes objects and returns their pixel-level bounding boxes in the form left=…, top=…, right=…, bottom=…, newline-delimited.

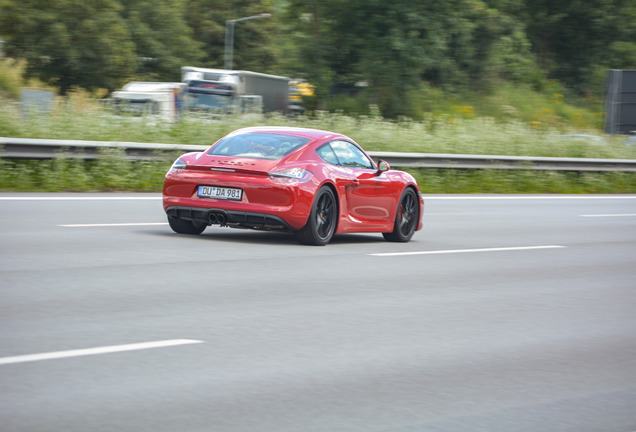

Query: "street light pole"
left=224, top=13, right=271, bottom=70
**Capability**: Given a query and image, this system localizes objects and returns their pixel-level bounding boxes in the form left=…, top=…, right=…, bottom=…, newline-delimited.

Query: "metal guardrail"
left=369, top=151, right=636, bottom=172
left=2, top=137, right=636, bottom=172
left=0, top=137, right=202, bottom=161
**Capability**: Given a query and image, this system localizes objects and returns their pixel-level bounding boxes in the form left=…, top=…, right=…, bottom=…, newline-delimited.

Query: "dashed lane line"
left=0, top=339, right=204, bottom=366
left=369, top=245, right=566, bottom=257
left=580, top=213, right=636, bottom=217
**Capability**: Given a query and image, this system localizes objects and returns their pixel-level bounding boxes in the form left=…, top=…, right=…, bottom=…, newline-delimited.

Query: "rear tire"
left=295, top=186, right=337, bottom=246
left=167, top=215, right=207, bottom=235
left=383, top=188, right=419, bottom=242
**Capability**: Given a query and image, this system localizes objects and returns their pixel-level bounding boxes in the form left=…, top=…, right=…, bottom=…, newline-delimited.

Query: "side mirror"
left=377, top=159, right=390, bottom=175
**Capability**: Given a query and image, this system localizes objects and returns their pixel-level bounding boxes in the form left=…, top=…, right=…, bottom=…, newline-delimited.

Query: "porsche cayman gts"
left=163, top=127, right=423, bottom=245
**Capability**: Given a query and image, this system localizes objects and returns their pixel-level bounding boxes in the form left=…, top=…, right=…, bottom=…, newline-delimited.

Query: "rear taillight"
left=269, top=167, right=313, bottom=183
left=167, top=157, right=186, bottom=174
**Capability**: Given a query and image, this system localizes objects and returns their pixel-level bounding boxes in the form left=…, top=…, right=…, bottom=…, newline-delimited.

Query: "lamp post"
left=224, top=13, right=271, bottom=70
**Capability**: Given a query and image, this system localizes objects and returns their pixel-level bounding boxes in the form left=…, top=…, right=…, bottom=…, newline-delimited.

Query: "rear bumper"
left=166, top=206, right=295, bottom=232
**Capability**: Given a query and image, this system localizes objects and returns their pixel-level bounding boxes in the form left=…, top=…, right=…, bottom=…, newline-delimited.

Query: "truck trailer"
left=181, top=67, right=289, bottom=115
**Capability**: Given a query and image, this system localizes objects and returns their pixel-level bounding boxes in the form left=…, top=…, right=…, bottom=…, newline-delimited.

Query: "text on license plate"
left=198, top=185, right=243, bottom=201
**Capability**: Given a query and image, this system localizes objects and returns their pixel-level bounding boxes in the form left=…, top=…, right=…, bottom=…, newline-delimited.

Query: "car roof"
left=228, top=126, right=348, bottom=141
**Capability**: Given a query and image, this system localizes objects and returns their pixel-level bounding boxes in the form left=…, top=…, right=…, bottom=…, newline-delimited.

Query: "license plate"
left=198, top=185, right=243, bottom=201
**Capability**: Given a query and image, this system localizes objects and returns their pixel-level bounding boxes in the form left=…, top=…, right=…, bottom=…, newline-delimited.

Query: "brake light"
left=167, top=157, right=186, bottom=174
left=269, top=167, right=313, bottom=183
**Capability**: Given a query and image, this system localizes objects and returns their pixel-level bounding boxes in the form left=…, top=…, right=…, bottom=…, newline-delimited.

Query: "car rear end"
left=163, top=150, right=318, bottom=231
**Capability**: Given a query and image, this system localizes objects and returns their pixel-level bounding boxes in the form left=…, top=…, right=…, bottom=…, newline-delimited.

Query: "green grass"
left=0, top=150, right=175, bottom=192
left=411, top=169, right=636, bottom=194
left=0, top=95, right=635, bottom=193
left=3, top=102, right=634, bottom=157
left=465, top=82, right=605, bottom=130
left=3, top=156, right=634, bottom=194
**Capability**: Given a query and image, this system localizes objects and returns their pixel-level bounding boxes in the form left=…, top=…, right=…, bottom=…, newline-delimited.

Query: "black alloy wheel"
left=296, top=186, right=337, bottom=245
left=383, top=188, right=419, bottom=242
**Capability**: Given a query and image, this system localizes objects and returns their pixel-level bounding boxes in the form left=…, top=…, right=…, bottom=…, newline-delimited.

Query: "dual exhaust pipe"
left=208, top=211, right=228, bottom=226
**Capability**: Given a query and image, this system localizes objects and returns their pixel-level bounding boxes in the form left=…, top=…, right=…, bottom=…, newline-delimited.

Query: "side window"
left=316, top=143, right=339, bottom=165
left=330, top=140, right=374, bottom=169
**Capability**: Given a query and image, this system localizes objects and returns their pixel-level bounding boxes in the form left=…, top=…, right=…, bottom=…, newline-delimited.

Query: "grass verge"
left=1, top=101, right=635, bottom=194
left=2, top=157, right=635, bottom=194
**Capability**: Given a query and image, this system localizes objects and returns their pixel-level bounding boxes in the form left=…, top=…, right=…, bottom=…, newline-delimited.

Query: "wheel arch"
left=393, top=183, right=420, bottom=216
left=404, top=183, right=424, bottom=232
left=319, top=181, right=340, bottom=231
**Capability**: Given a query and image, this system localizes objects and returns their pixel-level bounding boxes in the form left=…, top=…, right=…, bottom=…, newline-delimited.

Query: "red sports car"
left=163, top=126, right=423, bottom=245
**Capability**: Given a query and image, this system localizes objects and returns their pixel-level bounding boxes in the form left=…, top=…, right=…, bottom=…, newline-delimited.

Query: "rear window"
left=208, top=133, right=310, bottom=160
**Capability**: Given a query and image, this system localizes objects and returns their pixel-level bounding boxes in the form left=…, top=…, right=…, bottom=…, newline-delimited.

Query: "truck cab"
left=109, top=82, right=185, bottom=122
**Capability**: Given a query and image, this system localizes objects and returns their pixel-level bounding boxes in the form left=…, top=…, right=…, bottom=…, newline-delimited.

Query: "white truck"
left=181, top=67, right=289, bottom=115
left=109, top=82, right=185, bottom=122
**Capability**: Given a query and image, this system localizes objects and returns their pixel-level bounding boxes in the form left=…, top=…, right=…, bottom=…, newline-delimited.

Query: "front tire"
left=167, top=215, right=207, bottom=235
left=383, top=188, right=419, bottom=242
left=295, top=186, right=337, bottom=246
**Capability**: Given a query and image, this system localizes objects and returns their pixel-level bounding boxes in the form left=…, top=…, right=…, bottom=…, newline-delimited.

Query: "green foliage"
left=2, top=98, right=633, bottom=159
left=463, top=82, right=604, bottom=130
left=513, top=0, right=636, bottom=94
left=412, top=169, right=636, bottom=194
left=119, top=0, right=204, bottom=81
left=0, top=0, right=137, bottom=94
left=280, top=0, right=635, bottom=116
left=325, top=93, right=371, bottom=116
left=0, top=151, right=171, bottom=192
left=183, top=0, right=277, bottom=71
left=0, top=59, right=22, bottom=99
left=3, top=156, right=634, bottom=194
left=284, top=0, right=549, bottom=118
left=2, top=0, right=634, bottom=114
left=607, top=41, right=636, bottom=70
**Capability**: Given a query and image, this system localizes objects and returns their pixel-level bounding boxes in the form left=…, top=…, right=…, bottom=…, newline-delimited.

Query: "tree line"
left=1, top=0, right=635, bottom=118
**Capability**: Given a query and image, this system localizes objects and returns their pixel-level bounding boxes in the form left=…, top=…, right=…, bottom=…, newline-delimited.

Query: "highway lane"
left=1, top=193, right=635, bottom=432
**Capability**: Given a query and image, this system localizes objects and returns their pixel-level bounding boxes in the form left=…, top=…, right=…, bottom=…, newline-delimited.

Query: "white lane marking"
left=0, top=339, right=203, bottom=366
left=369, top=245, right=566, bottom=257
left=580, top=213, right=636, bottom=217
left=60, top=222, right=168, bottom=227
left=0, top=196, right=161, bottom=200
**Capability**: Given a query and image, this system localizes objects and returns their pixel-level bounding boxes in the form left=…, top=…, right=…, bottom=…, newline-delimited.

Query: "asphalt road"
left=1, top=193, right=635, bottom=432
